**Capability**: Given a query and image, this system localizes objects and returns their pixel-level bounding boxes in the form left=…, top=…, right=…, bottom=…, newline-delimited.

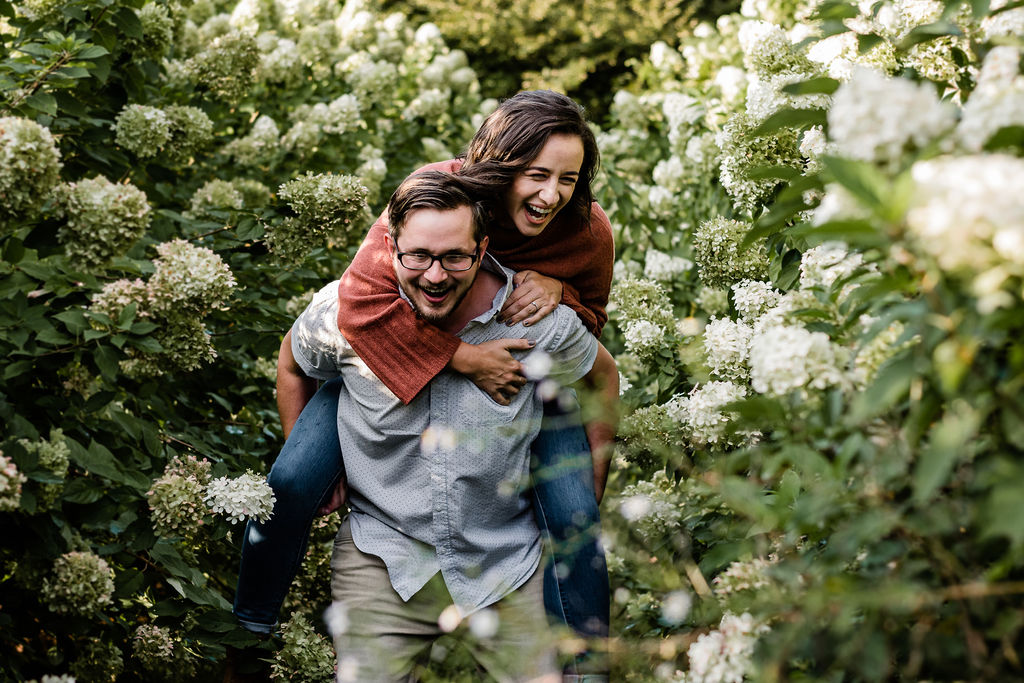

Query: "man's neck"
left=438, top=268, right=504, bottom=335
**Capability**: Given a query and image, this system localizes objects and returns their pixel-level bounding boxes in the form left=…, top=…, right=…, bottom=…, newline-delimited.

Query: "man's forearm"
left=277, top=330, right=318, bottom=438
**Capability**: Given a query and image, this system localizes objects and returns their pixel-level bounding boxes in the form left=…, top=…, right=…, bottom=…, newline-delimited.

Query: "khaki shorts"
left=329, top=517, right=559, bottom=683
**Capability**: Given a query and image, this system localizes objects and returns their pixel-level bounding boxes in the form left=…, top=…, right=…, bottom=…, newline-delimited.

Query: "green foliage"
left=0, top=0, right=489, bottom=679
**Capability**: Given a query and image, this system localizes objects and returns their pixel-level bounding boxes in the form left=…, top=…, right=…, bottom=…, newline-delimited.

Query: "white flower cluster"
left=611, top=277, right=677, bottom=361
left=0, top=450, right=26, bottom=512
left=644, top=249, right=694, bottom=281
left=982, top=0, right=1024, bottom=40
left=799, top=241, right=865, bottom=291
left=149, top=239, right=238, bottom=314
left=148, top=455, right=212, bottom=539
left=185, top=30, right=261, bottom=102
left=40, top=551, right=115, bottom=616
left=676, top=612, right=769, bottom=683
left=617, top=471, right=686, bottom=544
left=694, top=217, right=770, bottom=288
left=132, top=623, right=175, bottom=669
left=905, top=154, right=1024, bottom=278
left=114, top=104, right=214, bottom=164
left=260, top=35, right=304, bottom=85
left=853, top=319, right=911, bottom=386
left=956, top=46, right=1024, bottom=153
left=268, top=172, right=369, bottom=263
left=827, top=67, right=956, bottom=169
left=749, top=324, right=849, bottom=396
left=223, top=115, right=280, bottom=166
left=731, top=280, right=780, bottom=321
left=0, top=117, right=63, bottom=225
left=716, top=112, right=804, bottom=212
left=703, top=318, right=754, bottom=382
left=55, top=175, right=151, bottom=270
left=672, top=381, right=749, bottom=447
left=712, top=557, right=775, bottom=597
left=205, top=470, right=276, bottom=524
left=18, top=429, right=70, bottom=510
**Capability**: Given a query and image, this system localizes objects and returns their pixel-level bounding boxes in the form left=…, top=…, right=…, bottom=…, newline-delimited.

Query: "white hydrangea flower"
left=982, top=0, right=1024, bottom=40
left=674, top=381, right=748, bottom=446
left=956, top=47, right=1024, bottom=153
left=905, top=154, right=1024, bottom=274
left=0, top=451, right=26, bottom=511
left=827, top=67, right=956, bottom=168
left=749, top=324, right=849, bottom=396
left=0, top=116, right=63, bottom=224
left=205, top=470, right=276, bottom=524
left=617, top=471, right=685, bottom=543
left=703, top=318, right=754, bottom=382
left=799, top=241, right=865, bottom=290
left=41, top=551, right=115, bottom=616
left=677, top=612, right=769, bottom=683
left=148, top=239, right=237, bottom=315
left=624, top=320, right=668, bottom=359
left=644, top=249, right=694, bottom=281
left=731, top=280, right=780, bottom=321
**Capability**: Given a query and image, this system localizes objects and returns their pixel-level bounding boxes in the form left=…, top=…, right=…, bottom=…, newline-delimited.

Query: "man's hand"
left=317, top=475, right=348, bottom=516
left=449, top=339, right=534, bottom=406
left=498, top=270, right=563, bottom=327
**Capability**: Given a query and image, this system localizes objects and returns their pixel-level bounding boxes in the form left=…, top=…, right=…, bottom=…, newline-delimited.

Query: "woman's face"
left=503, top=133, right=585, bottom=237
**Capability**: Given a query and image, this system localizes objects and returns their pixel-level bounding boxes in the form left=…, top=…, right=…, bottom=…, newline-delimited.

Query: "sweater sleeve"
left=335, top=210, right=461, bottom=405
left=560, top=203, right=615, bottom=337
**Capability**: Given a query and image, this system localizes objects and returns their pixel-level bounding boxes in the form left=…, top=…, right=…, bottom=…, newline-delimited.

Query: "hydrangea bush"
left=594, top=0, right=1024, bottom=679
left=0, top=0, right=488, bottom=679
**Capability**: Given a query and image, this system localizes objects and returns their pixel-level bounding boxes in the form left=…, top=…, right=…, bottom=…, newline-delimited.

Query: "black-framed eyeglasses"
left=395, top=245, right=479, bottom=272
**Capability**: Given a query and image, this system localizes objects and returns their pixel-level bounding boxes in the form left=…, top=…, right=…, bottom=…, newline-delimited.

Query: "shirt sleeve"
left=530, top=305, right=599, bottom=386
left=291, top=282, right=348, bottom=381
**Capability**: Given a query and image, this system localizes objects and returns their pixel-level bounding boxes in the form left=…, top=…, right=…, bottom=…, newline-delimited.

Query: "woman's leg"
left=530, top=393, right=610, bottom=675
left=233, top=378, right=345, bottom=632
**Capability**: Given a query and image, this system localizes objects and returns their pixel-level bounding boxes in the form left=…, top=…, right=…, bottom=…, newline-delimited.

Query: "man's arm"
left=277, top=329, right=318, bottom=439
left=578, top=341, right=619, bottom=503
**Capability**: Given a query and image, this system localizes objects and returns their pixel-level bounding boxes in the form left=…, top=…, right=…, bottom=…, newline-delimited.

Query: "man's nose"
left=423, top=260, right=447, bottom=283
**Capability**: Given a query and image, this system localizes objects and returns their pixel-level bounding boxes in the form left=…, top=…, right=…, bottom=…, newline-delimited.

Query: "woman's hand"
left=498, top=270, right=563, bottom=327
left=449, top=339, right=534, bottom=405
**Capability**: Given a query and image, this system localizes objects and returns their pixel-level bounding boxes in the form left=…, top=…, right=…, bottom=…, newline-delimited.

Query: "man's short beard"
left=404, top=283, right=472, bottom=324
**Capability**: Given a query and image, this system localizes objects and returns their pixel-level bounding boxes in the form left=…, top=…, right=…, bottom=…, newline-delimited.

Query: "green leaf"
left=111, top=7, right=144, bottom=39
left=75, top=45, right=110, bottom=60
left=24, top=92, right=57, bottom=116
left=3, top=237, right=25, bottom=264
left=62, top=477, right=105, bottom=504
left=780, top=76, right=840, bottom=96
left=820, top=155, right=887, bottom=211
left=911, top=402, right=980, bottom=504
left=752, top=107, right=827, bottom=136
left=848, top=353, right=916, bottom=423
left=858, top=33, right=886, bottom=54
left=982, top=125, right=1024, bottom=152
left=898, top=21, right=962, bottom=49
left=55, top=309, right=89, bottom=335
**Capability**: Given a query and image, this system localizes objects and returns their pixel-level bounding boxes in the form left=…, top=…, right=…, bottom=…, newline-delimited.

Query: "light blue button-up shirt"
left=290, top=255, right=598, bottom=614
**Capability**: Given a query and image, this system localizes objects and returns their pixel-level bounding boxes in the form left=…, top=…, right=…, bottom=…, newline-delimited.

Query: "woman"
left=235, top=90, right=615, bottom=676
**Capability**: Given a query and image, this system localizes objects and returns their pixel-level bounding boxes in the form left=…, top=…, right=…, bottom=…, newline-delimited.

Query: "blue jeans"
left=233, top=380, right=610, bottom=661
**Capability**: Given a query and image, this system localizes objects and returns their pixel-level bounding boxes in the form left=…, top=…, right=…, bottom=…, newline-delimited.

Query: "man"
left=280, top=171, right=618, bottom=682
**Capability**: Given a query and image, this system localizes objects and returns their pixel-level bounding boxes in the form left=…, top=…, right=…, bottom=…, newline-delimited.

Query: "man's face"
left=386, top=205, right=487, bottom=324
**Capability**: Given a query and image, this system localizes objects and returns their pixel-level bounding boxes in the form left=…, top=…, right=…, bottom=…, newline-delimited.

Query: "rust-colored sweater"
left=336, top=159, right=615, bottom=404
